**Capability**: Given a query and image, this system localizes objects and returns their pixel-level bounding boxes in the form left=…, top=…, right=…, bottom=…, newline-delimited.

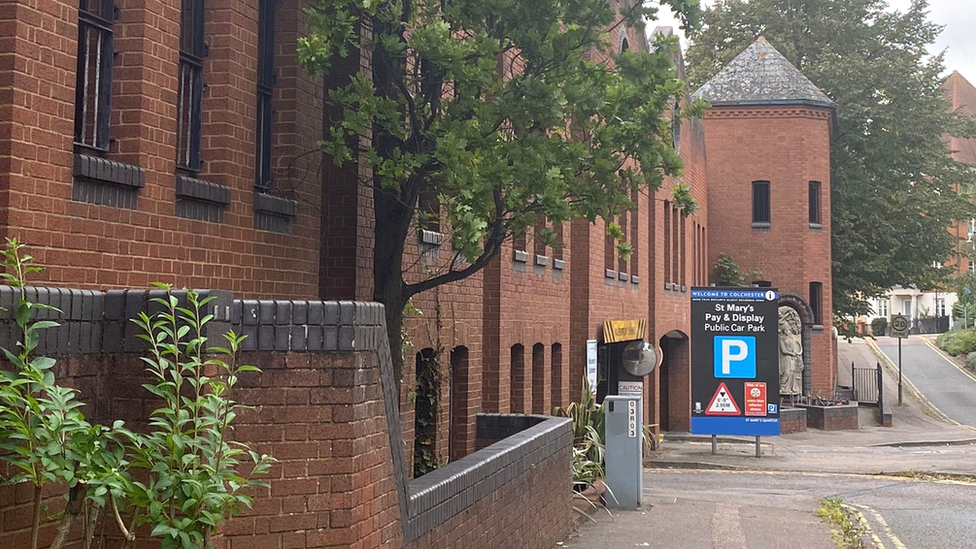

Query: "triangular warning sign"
left=706, top=382, right=741, bottom=416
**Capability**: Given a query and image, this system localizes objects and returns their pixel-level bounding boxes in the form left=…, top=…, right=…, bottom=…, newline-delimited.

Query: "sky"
left=650, top=0, right=976, bottom=81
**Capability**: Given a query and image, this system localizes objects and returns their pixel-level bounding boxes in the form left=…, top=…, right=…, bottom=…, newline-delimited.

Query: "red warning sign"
left=705, top=382, right=741, bottom=416
left=744, top=382, right=767, bottom=416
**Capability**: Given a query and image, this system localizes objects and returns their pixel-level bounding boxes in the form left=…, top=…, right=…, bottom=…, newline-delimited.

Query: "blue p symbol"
left=714, top=336, right=756, bottom=378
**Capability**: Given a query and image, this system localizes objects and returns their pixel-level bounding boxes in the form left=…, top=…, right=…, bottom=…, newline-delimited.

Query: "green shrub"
left=870, top=317, right=888, bottom=337
left=966, top=352, right=976, bottom=373
left=937, top=330, right=976, bottom=356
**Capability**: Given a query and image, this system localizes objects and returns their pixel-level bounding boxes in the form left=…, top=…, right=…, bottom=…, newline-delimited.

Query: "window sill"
left=631, top=275, right=641, bottom=285
left=809, top=223, right=824, bottom=230
left=605, top=269, right=617, bottom=280
left=618, top=272, right=630, bottom=282
left=752, top=222, right=771, bottom=229
left=534, top=254, right=550, bottom=267
left=72, top=153, right=145, bottom=209
left=419, top=229, right=444, bottom=247
left=552, top=259, right=566, bottom=271
left=254, top=192, right=298, bottom=234
left=512, top=250, right=530, bottom=263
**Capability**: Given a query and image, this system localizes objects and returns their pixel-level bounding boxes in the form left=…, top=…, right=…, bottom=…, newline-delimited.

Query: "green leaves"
left=686, top=0, right=976, bottom=321
left=298, top=0, right=700, bottom=299
left=128, top=287, right=273, bottom=549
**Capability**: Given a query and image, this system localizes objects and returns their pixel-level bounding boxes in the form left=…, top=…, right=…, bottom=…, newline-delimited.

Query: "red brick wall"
left=704, top=105, right=836, bottom=396
left=0, top=0, right=323, bottom=298
left=405, top=449, right=572, bottom=549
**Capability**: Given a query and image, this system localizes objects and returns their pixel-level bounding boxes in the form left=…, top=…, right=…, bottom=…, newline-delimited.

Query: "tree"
left=298, top=0, right=702, bottom=378
left=685, top=0, right=976, bottom=322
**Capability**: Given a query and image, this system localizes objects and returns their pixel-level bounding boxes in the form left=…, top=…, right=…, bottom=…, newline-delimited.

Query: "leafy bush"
left=966, top=352, right=976, bottom=373
left=870, top=317, right=888, bottom=337
left=554, top=380, right=605, bottom=491
left=936, top=330, right=976, bottom=356
left=128, top=286, right=274, bottom=549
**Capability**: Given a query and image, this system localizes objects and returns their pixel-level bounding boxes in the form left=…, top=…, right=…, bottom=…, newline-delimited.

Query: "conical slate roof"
left=693, top=37, right=835, bottom=108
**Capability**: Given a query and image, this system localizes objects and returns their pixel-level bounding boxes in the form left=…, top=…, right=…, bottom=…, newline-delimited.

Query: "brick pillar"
left=230, top=350, right=402, bottom=549
left=0, top=0, right=77, bottom=246
left=319, top=24, right=374, bottom=301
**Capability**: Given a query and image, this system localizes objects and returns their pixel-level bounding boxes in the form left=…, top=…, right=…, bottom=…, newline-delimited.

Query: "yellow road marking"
left=853, top=503, right=910, bottom=549
left=844, top=504, right=887, bottom=549
left=864, top=339, right=976, bottom=432
left=918, top=336, right=976, bottom=384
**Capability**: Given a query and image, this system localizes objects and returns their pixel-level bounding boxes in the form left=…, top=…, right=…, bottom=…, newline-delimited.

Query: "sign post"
left=890, top=314, right=910, bottom=405
left=691, top=288, right=780, bottom=453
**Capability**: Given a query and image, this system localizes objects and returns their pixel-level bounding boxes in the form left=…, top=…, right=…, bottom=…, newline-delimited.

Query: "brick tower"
left=695, top=37, right=837, bottom=397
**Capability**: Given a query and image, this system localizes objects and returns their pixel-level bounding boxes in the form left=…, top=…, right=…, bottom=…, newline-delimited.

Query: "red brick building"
left=695, top=37, right=837, bottom=396
left=0, top=0, right=835, bottom=473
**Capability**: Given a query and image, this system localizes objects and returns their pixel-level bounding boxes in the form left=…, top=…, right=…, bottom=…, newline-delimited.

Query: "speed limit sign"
left=890, top=314, right=910, bottom=338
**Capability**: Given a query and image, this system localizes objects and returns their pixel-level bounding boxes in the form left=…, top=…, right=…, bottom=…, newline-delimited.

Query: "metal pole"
left=898, top=337, right=903, bottom=406
left=851, top=361, right=855, bottom=397
left=711, top=434, right=717, bottom=455
left=755, top=436, right=761, bottom=458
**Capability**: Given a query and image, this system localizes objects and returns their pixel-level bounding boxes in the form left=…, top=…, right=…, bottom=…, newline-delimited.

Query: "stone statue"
left=778, top=306, right=804, bottom=396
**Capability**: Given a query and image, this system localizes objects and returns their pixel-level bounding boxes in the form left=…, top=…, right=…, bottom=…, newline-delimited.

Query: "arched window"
left=532, top=343, right=546, bottom=414
left=550, top=343, right=564, bottom=411
left=510, top=344, right=526, bottom=413
left=413, top=348, right=438, bottom=476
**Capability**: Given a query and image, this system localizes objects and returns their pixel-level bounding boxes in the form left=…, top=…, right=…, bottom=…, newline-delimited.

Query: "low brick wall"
left=797, top=403, right=859, bottom=431
left=407, top=415, right=572, bottom=548
left=779, top=407, right=807, bottom=434
left=0, top=288, right=575, bottom=549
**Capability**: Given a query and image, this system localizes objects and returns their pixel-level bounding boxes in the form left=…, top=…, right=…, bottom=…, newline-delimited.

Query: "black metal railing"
left=851, top=361, right=884, bottom=407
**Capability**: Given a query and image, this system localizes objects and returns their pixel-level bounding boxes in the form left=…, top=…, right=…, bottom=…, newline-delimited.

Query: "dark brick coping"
left=405, top=414, right=571, bottom=541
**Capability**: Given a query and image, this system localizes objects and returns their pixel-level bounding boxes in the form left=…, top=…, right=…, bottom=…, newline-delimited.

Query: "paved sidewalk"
left=646, top=339, right=976, bottom=475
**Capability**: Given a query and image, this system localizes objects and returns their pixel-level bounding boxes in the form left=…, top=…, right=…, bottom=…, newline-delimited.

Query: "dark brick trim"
left=253, top=192, right=298, bottom=234
left=72, top=154, right=146, bottom=208
left=175, top=175, right=231, bottom=204
left=73, top=153, right=146, bottom=188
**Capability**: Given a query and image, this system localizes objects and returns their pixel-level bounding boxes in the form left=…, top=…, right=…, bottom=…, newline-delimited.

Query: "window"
left=618, top=211, right=628, bottom=274
left=550, top=343, right=563, bottom=410
left=809, top=181, right=822, bottom=225
left=968, top=218, right=975, bottom=242
left=752, top=181, right=770, bottom=226
left=672, top=102, right=682, bottom=153
left=970, top=259, right=975, bottom=274
left=534, top=215, right=547, bottom=258
left=532, top=343, right=545, bottom=414
left=74, top=0, right=115, bottom=151
left=810, top=282, right=823, bottom=325
left=663, top=202, right=671, bottom=285
left=552, top=222, right=564, bottom=261
left=672, top=204, right=679, bottom=283
left=255, top=0, right=276, bottom=191
left=630, top=188, right=639, bottom=277
left=605, top=216, right=615, bottom=272
left=177, top=0, right=206, bottom=171
left=878, top=299, right=888, bottom=318
left=510, top=344, right=526, bottom=414
left=679, top=215, right=686, bottom=287
left=937, top=298, right=947, bottom=318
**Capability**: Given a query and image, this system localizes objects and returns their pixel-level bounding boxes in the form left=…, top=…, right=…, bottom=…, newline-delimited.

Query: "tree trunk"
left=50, top=485, right=86, bottom=549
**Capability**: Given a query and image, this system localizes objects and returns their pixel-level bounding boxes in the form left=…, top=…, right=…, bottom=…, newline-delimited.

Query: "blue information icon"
left=713, top=336, right=756, bottom=379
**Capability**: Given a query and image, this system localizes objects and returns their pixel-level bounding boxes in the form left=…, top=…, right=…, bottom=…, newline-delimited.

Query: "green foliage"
left=714, top=253, right=762, bottom=286
left=554, top=380, right=606, bottom=490
left=816, top=497, right=865, bottom=549
left=0, top=239, right=131, bottom=549
left=127, top=286, right=274, bottom=549
left=870, top=317, right=888, bottom=337
left=298, top=0, right=705, bottom=374
left=686, top=0, right=976, bottom=321
left=413, top=351, right=441, bottom=477
left=936, top=329, right=976, bottom=356
left=672, top=182, right=698, bottom=216
left=965, top=352, right=976, bottom=373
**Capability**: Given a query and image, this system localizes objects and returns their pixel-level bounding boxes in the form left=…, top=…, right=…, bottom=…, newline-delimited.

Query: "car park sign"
left=690, top=288, right=780, bottom=436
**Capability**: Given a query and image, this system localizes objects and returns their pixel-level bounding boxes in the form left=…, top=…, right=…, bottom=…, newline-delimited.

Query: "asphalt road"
left=875, top=336, right=976, bottom=428
left=563, top=470, right=976, bottom=549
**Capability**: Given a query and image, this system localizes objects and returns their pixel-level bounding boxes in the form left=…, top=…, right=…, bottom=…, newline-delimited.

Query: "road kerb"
left=842, top=503, right=887, bottom=549
left=918, top=335, right=976, bottom=384
left=864, top=338, right=976, bottom=432
left=852, top=503, right=909, bottom=549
